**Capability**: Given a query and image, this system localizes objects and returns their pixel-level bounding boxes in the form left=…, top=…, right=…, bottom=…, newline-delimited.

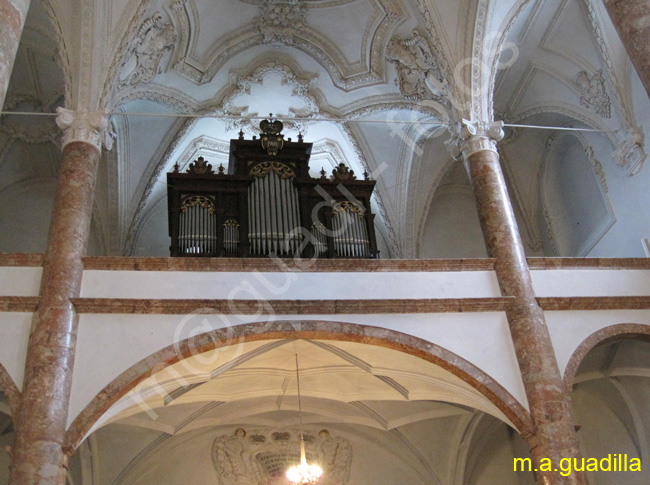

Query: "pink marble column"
left=0, top=0, right=30, bottom=110
left=460, top=121, right=584, bottom=484
left=603, top=0, right=650, bottom=100
left=9, top=109, right=108, bottom=484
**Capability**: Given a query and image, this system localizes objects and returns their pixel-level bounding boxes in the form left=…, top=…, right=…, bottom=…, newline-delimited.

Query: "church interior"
left=1, top=0, right=650, bottom=483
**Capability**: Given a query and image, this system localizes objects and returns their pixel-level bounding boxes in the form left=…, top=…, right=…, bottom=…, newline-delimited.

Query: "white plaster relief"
left=576, top=69, right=611, bottom=118
left=582, top=0, right=647, bottom=176
left=254, top=0, right=307, bottom=46
left=100, top=0, right=154, bottom=107
left=584, top=146, right=608, bottom=192
left=413, top=0, right=458, bottom=107
left=611, top=130, right=645, bottom=176
left=170, top=0, right=402, bottom=90
left=470, top=0, right=491, bottom=121
left=386, top=30, right=449, bottom=103
left=212, top=427, right=351, bottom=484
left=222, top=61, right=321, bottom=133
left=118, top=12, right=178, bottom=89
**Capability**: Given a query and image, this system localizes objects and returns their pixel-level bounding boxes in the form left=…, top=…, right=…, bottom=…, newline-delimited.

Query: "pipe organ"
left=168, top=119, right=379, bottom=258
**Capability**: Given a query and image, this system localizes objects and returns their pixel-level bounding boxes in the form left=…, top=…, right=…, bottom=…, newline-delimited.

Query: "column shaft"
left=603, top=0, right=650, bottom=100
left=465, top=147, right=584, bottom=484
left=0, top=0, right=30, bottom=110
left=10, top=141, right=100, bottom=484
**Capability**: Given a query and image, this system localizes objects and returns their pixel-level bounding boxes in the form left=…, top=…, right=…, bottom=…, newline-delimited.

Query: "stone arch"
left=563, top=324, right=650, bottom=393
left=565, top=324, right=650, bottom=479
left=65, top=320, right=533, bottom=450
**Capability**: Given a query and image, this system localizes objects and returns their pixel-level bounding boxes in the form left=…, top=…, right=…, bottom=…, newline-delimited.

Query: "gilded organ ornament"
left=186, top=156, right=215, bottom=175
left=250, top=161, right=296, bottom=179
left=260, top=118, right=285, bottom=156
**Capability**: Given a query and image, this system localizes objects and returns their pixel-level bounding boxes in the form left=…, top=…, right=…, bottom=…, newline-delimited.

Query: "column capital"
left=55, top=108, right=114, bottom=151
left=459, top=119, right=504, bottom=159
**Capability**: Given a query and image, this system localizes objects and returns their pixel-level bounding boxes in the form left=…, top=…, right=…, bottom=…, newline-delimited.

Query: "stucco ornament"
left=119, top=12, right=177, bottom=89
left=612, top=130, right=646, bottom=176
left=212, top=428, right=351, bottom=484
left=576, top=70, right=611, bottom=118
left=386, top=30, right=448, bottom=102
left=255, top=0, right=307, bottom=46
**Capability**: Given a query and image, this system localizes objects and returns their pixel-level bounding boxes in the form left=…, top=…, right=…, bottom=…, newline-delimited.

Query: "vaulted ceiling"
left=2, top=0, right=648, bottom=259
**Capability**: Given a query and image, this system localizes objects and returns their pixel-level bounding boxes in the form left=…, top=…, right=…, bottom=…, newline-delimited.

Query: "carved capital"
left=55, top=108, right=114, bottom=151
left=459, top=119, right=504, bottom=160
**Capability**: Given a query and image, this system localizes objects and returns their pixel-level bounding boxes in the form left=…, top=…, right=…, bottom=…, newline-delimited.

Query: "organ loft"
left=167, top=118, right=379, bottom=258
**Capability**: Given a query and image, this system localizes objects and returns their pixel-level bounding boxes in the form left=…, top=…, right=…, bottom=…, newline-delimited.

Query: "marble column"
left=0, top=0, right=31, bottom=110
left=460, top=121, right=584, bottom=484
left=603, top=0, right=650, bottom=100
left=9, top=109, right=109, bottom=484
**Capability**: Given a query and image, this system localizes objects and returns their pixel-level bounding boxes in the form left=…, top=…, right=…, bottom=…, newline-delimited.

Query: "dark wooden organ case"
left=167, top=120, right=379, bottom=258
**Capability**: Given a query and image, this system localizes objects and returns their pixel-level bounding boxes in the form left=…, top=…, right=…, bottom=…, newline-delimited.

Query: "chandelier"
left=286, top=354, right=323, bottom=484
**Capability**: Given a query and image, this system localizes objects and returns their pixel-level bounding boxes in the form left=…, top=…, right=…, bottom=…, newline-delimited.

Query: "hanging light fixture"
left=286, top=354, right=323, bottom=484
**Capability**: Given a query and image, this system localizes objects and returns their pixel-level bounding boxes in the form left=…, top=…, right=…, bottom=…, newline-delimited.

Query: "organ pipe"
left=178, top=195, right=217, bottom=255
left=331, top=202, right=370, bottom=258
left=248, top=167, right=301, bottom=256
